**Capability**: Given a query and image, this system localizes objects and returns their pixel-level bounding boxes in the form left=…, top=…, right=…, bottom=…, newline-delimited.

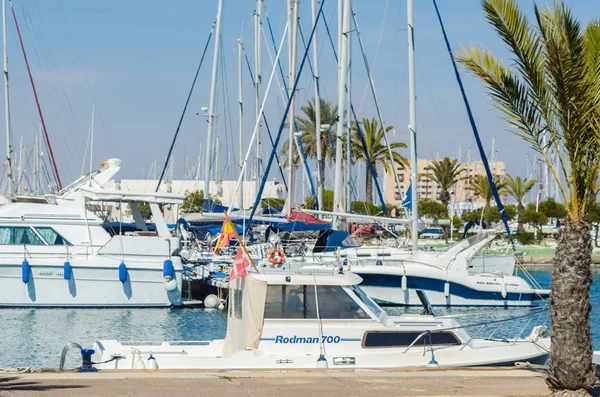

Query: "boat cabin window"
left=349, top=285, right=384, bottom=319
left=0, top=227, right=44, bottom=245
left=362, top=331, right=460, bottom=348
left=34, top=227, right=71, bottom=246
left=264, top=285, right=370, bottom=320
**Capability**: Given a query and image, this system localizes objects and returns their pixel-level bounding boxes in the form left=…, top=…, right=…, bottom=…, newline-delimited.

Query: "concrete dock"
left=0, top=368, right=561, bottom=396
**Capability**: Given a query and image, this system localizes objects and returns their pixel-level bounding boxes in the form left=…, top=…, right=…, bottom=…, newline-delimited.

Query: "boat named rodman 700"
left=90, top=269, right=550, bottom=369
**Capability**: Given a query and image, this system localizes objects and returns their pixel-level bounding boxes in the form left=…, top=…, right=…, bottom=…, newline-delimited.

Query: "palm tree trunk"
left=366, top=166, right=373, bottom=204
left=441, top=191, right=450, bottom=243
left=517, top=203, right=525, bottom=233
left=319, top=158, right=326, bottom=189
left=547, top=219, right=595, bottom=393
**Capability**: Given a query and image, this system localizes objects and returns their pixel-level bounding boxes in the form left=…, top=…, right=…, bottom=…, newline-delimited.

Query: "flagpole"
left=223, top=211, right=259, bottom=273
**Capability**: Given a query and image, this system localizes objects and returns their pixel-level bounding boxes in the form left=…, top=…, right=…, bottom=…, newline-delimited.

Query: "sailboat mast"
left=286, top=0, right=298, bottom=217
left=407, top=0, right=419, bottom=251
left=345, top=24, right=352, bottom=214
left=2, top=0, right=13, bottom=195
left=202, top=0, right=224, bottom=198
left=238, top=39, right=244, bottom=210
left=332, top=0, right=350, bottom=227
left=311, top=0, right=323, bottom=213
left=254, top=0, right=263, bottom=198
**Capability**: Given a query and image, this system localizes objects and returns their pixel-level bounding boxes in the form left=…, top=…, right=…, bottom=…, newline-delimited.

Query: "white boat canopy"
left=80, top=187, right=184, bottom=204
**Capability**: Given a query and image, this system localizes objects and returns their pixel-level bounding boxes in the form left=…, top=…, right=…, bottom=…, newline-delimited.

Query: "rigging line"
left=356, top=0, right=389, bottom=114
left=431, top=0, right=515, bottom=251
left=319, top=12, right=388, bottom=213
left=155, top=22, right=215, bottom=192
left=227, top=20, right=289, bottom=216
left=10, top=0, right=61, bottom=189
left=265, top=16, right=317, bottom=203
left=351, top=9, right=403, bottom=206
left=248, top=0, right=326, bottom=225
left=20, top=1, right=83, bottom=165
left=55, top=0, right=118, bottom=157
left=243, top=51, right=288, bottom=191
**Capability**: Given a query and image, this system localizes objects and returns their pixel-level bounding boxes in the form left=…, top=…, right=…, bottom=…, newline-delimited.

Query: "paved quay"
left=0, top=367, right=559, bottom=397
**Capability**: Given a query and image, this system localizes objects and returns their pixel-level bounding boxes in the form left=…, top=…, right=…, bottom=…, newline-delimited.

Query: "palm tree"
left=457, top=0, right=600, bottom=392
left=281, top=98, right=338, bottom=186
left=503, top=175, right=536, bottom=232
left=423, top=157, right=464, bottom=211
left=351, top=118, right=407, bottom=204
left=468, top=174, right=506, bottom=207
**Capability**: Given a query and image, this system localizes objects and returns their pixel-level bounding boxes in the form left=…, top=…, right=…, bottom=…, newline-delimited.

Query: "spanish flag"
left=215, top=218, right=237, bottom=250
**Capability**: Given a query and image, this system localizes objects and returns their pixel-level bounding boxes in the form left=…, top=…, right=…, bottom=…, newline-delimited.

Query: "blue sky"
left=3, top=0, right=599, bottom=195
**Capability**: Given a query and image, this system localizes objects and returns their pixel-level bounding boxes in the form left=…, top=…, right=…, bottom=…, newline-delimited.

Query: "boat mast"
left=345, top=23, right=352, bottom=214
left=238, top=39, right=244, bottom=210
left=202, top=0, right=224, bottom=199
left=254, top=0, right=263, bottom=198
left=407, top=0, right=419, bottom=251
left=286, top=0, right=298, bottom=217
left=2, top=0, right=13, bottom=196
left=311, top=0, right=323, bottom=213
left=332, top=0, right=350, bottom=228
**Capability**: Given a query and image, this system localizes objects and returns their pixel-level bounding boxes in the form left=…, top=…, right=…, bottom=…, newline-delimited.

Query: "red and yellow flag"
left=215, top=218, right=237, bottom=250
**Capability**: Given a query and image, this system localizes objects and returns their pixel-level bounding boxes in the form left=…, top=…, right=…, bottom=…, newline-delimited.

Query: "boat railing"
left=403, top=306, right=549, bottom=353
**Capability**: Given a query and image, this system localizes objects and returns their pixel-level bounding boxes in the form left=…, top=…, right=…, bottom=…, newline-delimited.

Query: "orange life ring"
left=269, top=248, right=285, bottom=265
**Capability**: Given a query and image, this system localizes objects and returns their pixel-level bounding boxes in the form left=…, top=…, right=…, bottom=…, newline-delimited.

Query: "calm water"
left=1, top=268, right=599, bottom=369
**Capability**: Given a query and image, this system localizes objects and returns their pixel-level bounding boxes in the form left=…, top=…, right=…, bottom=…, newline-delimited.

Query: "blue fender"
left=64, top=261, right=72, bottom=280
left=163, top=259, right=174, bottom=279
left=22, top=260, right=30, bottom=284
left=119, top=262, right=128, bottom=283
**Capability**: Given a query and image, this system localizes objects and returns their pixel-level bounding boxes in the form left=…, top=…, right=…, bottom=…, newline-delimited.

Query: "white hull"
left=0, top=259, right=183, bottom=307
left=350, top=266, right=547, bottom=307
left=93, top=336, right=549, bottom=370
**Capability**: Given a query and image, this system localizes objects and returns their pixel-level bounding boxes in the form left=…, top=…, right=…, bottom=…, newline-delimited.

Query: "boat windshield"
left=349, top=285, right=384, bottom=320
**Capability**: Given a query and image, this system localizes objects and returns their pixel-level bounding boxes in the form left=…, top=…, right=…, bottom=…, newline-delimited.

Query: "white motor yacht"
left=0, top=159, right=184, bottom=307
left=291, top=231, right=548, bottom=306
left=91, top=269, right=550, bottom=369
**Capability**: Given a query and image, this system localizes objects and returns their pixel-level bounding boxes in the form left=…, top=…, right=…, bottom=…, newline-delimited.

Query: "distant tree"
left=587, top=202, right=600, bottom=247
left=521, top=209, right=548, bottom=235
left=418, top=199, right=448, bottom=220
left=304, top=189, right=334, bottom=212
left=452, top=216, right=463, bottom=230
left=125, top=202, right=151, bottom=218
left=180, top=190, right=222, bottom=213
left=503, top=175, right=536, bottom=232
left=468, top=175, right=506, bottom=206
left=423, top=157, right=464, bottom=211
left=351, top=200, right=384, bottom=216
left=261, top=198, right=286, bottom=209
left=538, top=198, right=567, bottom=220
left=351, top=118, right=408, bottom=204
left=281, top=98, right=338, bottom=185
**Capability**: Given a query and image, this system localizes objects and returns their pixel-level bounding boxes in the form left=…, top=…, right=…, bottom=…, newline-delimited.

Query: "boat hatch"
left=263, top=284, right=371, bottom=319
left=361, top=331, right=460, bottom=348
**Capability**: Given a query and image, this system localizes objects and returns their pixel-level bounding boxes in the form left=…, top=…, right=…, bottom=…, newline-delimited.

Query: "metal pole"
left=332, top=0, right=350, bottom=227
left=407, top=0, right=419, bottom=251
left=2, top=0, right=13, bottom=195
left=238, top=39, right=244, bottom=210
left=255, top=0, right=263, bottom=197
left=203, top=0, right=224, bottom=198
left=312, top=0, right=323, bottom=213
left=346, top=21, right=352, bottom=214
left=286, top=0, right=298, bottom=217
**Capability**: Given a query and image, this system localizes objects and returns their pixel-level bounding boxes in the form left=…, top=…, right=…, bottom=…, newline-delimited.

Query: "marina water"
left=1, top=268, right=597, bottom=369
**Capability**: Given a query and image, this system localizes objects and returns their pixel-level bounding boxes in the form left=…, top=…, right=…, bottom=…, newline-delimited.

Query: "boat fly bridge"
left=0, top=158, right=186, bottom=307
left=89, top=268, right=550, bottom=370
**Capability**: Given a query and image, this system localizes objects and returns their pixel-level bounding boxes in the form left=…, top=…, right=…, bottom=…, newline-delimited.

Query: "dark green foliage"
left=418, top=199, right=448, bottom=219
left=261, top=198, right=286, bottom=209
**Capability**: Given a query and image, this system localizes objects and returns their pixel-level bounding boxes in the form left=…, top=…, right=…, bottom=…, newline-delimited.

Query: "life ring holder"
left=269, top=248, right=285, bottom=265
